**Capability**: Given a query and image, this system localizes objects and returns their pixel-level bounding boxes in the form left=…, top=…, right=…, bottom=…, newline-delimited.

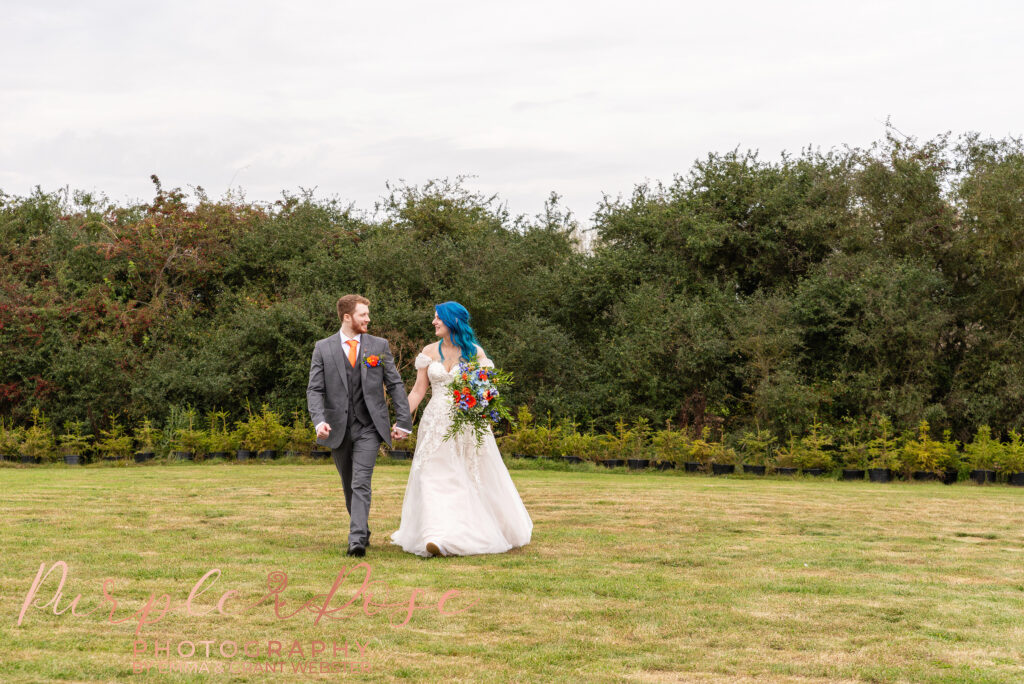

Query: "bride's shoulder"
left=415, top=345, right=439, bottom=370
left=474, top=344, right=494, bottom=367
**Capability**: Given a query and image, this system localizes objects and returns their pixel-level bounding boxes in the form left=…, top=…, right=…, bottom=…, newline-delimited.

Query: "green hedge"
left=2, top=130, right=1024, bottom=443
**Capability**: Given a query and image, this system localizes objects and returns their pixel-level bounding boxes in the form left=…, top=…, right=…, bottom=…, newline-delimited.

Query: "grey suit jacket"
left=306, top=332, right=413, bottom=449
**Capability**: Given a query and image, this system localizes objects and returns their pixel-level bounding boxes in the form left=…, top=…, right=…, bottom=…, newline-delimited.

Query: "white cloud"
left=1, top=0, right=1022, bottom=224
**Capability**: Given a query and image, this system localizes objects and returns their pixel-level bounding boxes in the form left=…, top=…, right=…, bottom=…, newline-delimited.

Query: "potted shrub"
left=794, top=420, right=834, bottom=475
left=900, top=420, right=944, bottom=482
left=936, top=429, right=961, bottom=484
left=965, top=425, right=1003, bottom=484
left=649, top=422, right=688, bottom=470
left=626, top=417, right=652, bottom=470
left=866, top=415, right=899, bottom=482
left=774, top=435, right=800, bottom=475
left=171, top=409, right=206, bottom=461
left=737, top=424, right=776, bottom=475
left=97, top=415, right=134, bottom=463
left=283, top=411, right=314, bottom=459
left=560, top=429, right=599, bottom=465
left=21, top=408, right=58, bottom=464
left=232, top=419, right=252, bottom=461
left=58, top=420, right=92, bottom=465
left=1002, top=431, right=1024, bottom=486
left=132, top=418, right=159, bottom=462
left=688, top=426, right=715, bottom=473
left=247, top=404, right=287, bottom=460
left=501, top=406, right=539, bottom=459
left=839, top=441, right=868, bottom=481
left=203, top=411, right=235, bottom=460
left=592, top=421, right=628, bottom=468
left=0, top=420, right=24, bottom=461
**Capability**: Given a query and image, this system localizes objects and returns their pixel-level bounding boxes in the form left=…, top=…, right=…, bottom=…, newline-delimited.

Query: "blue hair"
left=435, top=301, right=480, bottom=362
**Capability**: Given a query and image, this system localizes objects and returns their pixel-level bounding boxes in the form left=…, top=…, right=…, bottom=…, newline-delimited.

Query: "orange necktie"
left=346, top=339, right=358, bottom=367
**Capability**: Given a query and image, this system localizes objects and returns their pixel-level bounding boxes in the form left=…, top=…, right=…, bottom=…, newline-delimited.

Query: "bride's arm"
left=407, top=366, right=430, bottom=416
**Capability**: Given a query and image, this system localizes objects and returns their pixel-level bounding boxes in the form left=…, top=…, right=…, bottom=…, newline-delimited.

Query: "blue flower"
left=489, top=410, right=499, bottom=420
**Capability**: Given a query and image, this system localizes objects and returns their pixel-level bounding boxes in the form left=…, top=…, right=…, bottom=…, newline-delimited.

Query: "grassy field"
left=2, top=460, right=1024, bottom=683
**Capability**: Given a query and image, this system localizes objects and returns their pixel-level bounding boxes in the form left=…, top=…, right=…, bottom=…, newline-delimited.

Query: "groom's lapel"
left=328, top=333, right=349, bottom=390
left=360, top=336, right=372, bottom=386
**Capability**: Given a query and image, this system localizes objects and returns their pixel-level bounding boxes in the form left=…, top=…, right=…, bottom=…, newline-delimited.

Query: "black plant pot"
left=743, top=464, right=766, bottom=475
left=133, top=452, right=155, bottom=463
left=711, top=463, right=736, bottom=475
left=310, top=449, right=331, bottom=459
left=627, top=459, right=650, bottom=470
left=207, top=451, right=230, bottom=460
left=868, top=468, right=893, bottom=483
left=64, top=454, right=82, bottom=465
left=512, top=452, right=536, bottom=460
left=236, top=449, right=251, bottom=461
left=173, top=451, right=194, bottom=461
left=602, top=459, right=625, bottom=468
left=561, top=455, right=583, bottom=464
left=388, top=449, right=412, bottom=460
left=257, top=450, right=277, bottom=460
left=776, top=467, right=798, bottom=475
left=911, top=471, right=940, bottom=482
left=654, top=461, right=676, bottom=470
left=942, top=468, right=959, bottom=485
left=1007, top=472, right=1024, bottom=486
left=969, top=469, right=996, bottom=484
left=683, top=462, right=701, bottom=472
left=19, top=454, right=39, bottom=464
left=803, top=468, right=826, bottom=476
left=841, top=468, right=865, bottom=481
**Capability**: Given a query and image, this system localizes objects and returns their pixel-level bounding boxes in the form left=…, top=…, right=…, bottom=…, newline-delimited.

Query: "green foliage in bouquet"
left=443, top=360, right=515, bottom=446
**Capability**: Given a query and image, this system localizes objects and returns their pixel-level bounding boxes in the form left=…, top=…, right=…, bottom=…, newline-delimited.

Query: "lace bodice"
left=414, top=346, right=494, bottom=392
left=411, top=347, right=496, bottom=486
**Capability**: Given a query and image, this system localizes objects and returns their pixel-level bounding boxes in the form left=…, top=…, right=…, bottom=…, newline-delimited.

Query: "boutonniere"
left=362, top=354, right=381, bottom=368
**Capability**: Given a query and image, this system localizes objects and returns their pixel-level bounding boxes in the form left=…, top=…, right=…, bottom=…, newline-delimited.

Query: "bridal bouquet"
left=443, top=361, right=515, bottom=445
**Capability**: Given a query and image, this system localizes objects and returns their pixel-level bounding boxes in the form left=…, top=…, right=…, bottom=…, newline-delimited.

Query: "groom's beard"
left=352, top=321, right=369, bottom=335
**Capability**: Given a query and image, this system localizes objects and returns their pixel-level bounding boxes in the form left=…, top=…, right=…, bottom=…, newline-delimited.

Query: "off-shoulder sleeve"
left=415, top=353, right=433, bottom=370
left=476, top=345, right=495, bottom=368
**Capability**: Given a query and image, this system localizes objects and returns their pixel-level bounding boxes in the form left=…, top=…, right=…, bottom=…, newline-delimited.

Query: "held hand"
left=316, top=423, right=331, bottom=440
left=391, top=425, right=409, bottom=442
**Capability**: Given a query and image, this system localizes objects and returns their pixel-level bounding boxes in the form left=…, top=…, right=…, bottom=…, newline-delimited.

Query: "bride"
left=389, top=301, right=533, bottom=557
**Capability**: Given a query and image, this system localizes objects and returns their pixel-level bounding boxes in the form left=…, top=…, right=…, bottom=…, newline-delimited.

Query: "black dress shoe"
left=346, top=544, right=366, bottom=557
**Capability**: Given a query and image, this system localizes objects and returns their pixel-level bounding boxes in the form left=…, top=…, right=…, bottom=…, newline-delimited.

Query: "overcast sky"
left=2, top=0, right=1022, bottom=225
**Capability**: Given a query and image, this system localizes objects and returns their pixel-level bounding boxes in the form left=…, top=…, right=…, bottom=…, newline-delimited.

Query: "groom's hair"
left=337, top=294, right=370, bottom=322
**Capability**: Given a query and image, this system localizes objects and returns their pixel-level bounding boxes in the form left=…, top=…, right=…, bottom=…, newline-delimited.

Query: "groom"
left=307, top=294, right=413, bottom=557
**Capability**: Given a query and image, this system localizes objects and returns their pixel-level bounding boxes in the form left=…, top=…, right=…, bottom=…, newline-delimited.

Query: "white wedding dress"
left=389, top=352, right=533, bottom=557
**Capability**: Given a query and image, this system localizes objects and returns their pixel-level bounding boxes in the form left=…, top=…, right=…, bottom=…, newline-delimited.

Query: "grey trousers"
left=331, top=420, right=381, bottom=548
